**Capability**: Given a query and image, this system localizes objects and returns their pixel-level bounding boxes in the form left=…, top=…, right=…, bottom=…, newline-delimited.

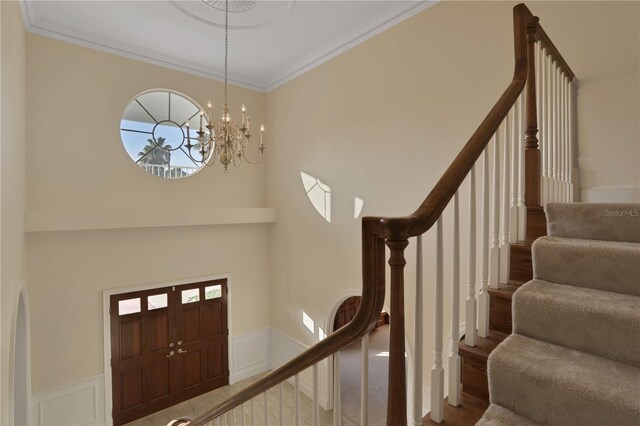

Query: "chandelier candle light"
left=184, top=0, right=265, bottom=172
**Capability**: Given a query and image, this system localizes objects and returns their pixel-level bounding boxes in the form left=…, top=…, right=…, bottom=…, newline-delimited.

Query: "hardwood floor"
left=423, top=394, right=489, bottom=425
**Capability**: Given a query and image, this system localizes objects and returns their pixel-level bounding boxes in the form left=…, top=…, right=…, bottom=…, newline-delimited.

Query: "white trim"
left=20, top=0, right=437, bottom=92
left=25, top=207, right=277, bottom=233
left=102, top=272, right=234, bottom=426
left=580, top=186, right=640, bottom=203
left=31, top=375, right=104, bottom=426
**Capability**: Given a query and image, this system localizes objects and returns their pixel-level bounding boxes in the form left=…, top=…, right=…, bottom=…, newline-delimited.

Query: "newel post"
left=386, top=239, right=409, bottom=426
left=525, top=17, right=541, bottom=208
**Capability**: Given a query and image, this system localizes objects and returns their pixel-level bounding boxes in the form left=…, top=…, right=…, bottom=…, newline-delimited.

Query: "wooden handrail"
left=187, top=4, right=540, bottom=425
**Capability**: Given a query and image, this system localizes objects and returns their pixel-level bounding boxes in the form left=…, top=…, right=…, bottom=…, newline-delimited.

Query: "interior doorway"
left=13, top=289, right=29, bottom=426
left=109, top=279, right=228, bottom=426
left=331, top=296, right=390, bottom=425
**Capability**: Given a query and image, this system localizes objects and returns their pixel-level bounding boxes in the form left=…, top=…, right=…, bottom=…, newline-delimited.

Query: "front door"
left=175, top=281, right=229, bottom=401
left=110, top=280, right=228, bottom=425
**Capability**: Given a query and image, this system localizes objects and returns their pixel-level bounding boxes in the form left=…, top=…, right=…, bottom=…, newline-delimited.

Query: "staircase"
left=166, top=4, right=625, bottom=426
left=477, top=203, right=640, bottom=425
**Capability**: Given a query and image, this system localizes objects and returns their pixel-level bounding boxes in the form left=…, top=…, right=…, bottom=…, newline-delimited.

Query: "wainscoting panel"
left=230, top=328, right=271, bottom=384
left=31, top=375, right=105, bottom=426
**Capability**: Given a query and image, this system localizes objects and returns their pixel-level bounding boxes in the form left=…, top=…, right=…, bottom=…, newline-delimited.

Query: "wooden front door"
left=175, top=281, right=229, bottom=400
left=110, top=280, right=228, bottom=425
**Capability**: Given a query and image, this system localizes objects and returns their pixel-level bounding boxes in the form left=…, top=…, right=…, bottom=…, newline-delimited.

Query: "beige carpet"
left=477, top=203, right=640, bottom=426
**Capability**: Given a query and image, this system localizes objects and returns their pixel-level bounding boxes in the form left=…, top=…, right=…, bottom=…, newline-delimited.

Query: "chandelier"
left=185, top=0, right=265, bottom=172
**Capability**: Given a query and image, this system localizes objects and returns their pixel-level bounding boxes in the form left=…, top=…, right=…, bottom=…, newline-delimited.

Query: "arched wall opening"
left=13, top=287, right=30, bottom=426
left=323, top=291, right=413, bottom=423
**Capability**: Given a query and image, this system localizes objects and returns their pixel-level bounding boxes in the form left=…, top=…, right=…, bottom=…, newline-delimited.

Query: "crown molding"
left=19, top=0, right=436, bottom=93
left=264, top=0, right=436, bottom=91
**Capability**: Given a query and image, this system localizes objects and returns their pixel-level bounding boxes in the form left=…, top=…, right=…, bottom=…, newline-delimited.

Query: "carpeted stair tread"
left=546, top=202, right=640, bottom=243
left=487, top=334, right=640, bottom=426
left=475, top=403, right=541, bottom=426
left=513, top=279, right=640, bottom=367
left=532, top=236, right=640, bottom=296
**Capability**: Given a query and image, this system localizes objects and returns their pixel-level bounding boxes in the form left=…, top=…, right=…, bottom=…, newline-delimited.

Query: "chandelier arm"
left=240, top=146, right=264, bottom=165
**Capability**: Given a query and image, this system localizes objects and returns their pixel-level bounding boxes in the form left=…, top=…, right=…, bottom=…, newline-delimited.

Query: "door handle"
left=178, top=348, right=187, bottom=354
left=166, top=350, right=175, bottom=358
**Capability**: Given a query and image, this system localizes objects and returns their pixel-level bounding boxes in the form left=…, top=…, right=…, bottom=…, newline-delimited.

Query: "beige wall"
left=25, top=35, right=271, bottom=393
left=1, top=0, right=28, bottom=423
left=265, top=0, right=639, bottom=394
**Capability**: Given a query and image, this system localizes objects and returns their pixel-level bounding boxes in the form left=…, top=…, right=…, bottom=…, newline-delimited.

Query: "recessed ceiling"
left=20, top=1, right=435, bottom=92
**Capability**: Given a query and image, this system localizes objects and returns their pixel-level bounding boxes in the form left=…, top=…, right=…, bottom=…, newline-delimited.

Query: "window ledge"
left=25, top=208, right=277, bottom=232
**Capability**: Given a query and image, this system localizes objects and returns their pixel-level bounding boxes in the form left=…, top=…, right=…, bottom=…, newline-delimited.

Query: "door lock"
left=177, top=341, right=182, bottom=345
left=169, top=342, right=174, bottom=347
left=166, top=350, right=175, bottom=358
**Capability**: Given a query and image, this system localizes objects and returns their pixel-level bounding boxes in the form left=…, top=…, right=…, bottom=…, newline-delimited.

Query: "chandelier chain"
left=224, top=0, right=229, bottom=106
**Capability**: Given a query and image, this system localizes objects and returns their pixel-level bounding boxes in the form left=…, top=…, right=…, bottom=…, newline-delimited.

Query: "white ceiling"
left=20, top=0, right=435, bottom=92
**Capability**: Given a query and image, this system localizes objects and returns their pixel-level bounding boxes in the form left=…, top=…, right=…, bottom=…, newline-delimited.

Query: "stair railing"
left=170, top=4, right=576, bottom=426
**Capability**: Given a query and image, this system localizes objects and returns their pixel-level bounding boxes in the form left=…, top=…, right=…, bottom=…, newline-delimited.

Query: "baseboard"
left=230, top=328, right=272, bottom=384
left=580, top=186, right=640, bottom=203
left=31, top=375, right=105, bottom=426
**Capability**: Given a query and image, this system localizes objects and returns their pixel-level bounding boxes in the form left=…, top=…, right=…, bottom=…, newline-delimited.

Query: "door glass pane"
left=205, top=285, right=222, bottom=300
left=148, top=293, right=168, bottom=310
left=119, top=298, right=141, bottom=315
left=182, top=288, right=200, bottom=304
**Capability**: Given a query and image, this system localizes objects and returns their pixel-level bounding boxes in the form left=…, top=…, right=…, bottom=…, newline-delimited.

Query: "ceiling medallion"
left=202, top=1, right=256, bottom=13
left=169, top=0, right=295, bottom=30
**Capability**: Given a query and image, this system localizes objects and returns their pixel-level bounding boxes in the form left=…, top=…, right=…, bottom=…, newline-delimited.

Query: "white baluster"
left=430, top=217, right=444, bottom=422
left=448, top=191, right=461, bottom=407
left=553, top=62, right=562, bottom=201
left=313, top=364, right=319, bottom=426
left=241, top=402, right=245, bottom=426
left=225, top=411, right=230, bottom=426
left=264, top=392, right=269, bottom=426
left=295, top=374, right=301, bottom=426
left=517, top=93, right=526, bottom=241
left=279, top=383, right=284, bottom=426
left=550, top=58, right=557, bottom=202
left=333, top=356, right=341, bottom=426
left=413, top=235, right=423, bottom=425
left=490, top=132, right=500, bottom=290
left=568, top=78, right=574, bottom=201
left=560, top=68, right=566, bottom=202
left=564, top=75, right=570, bottom=202
left=545, top=51, right=553, bottom=204
left=216, top=417, right=220, bottom=426
left=509, top=100, right=519, bottom=244
left=539, top=46, right=547, bottom=204
left=466, top=165, right=477, bottom=346
left=361, top=334, right=370, bottom=426
left=250, top=398, right=255, bottom=426
left=478, top=148, right=490, bottom=338
left=500, top=113, right=511, bottom=283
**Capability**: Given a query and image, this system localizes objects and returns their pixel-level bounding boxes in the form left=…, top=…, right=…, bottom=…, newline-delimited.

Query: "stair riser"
left=488, top=297, right=511, bottom=334
left=461, top=357, right=489, bottom=401
left=509, top=245, right=532, bottom=282
left=526, top=207, right=547, bottom=241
